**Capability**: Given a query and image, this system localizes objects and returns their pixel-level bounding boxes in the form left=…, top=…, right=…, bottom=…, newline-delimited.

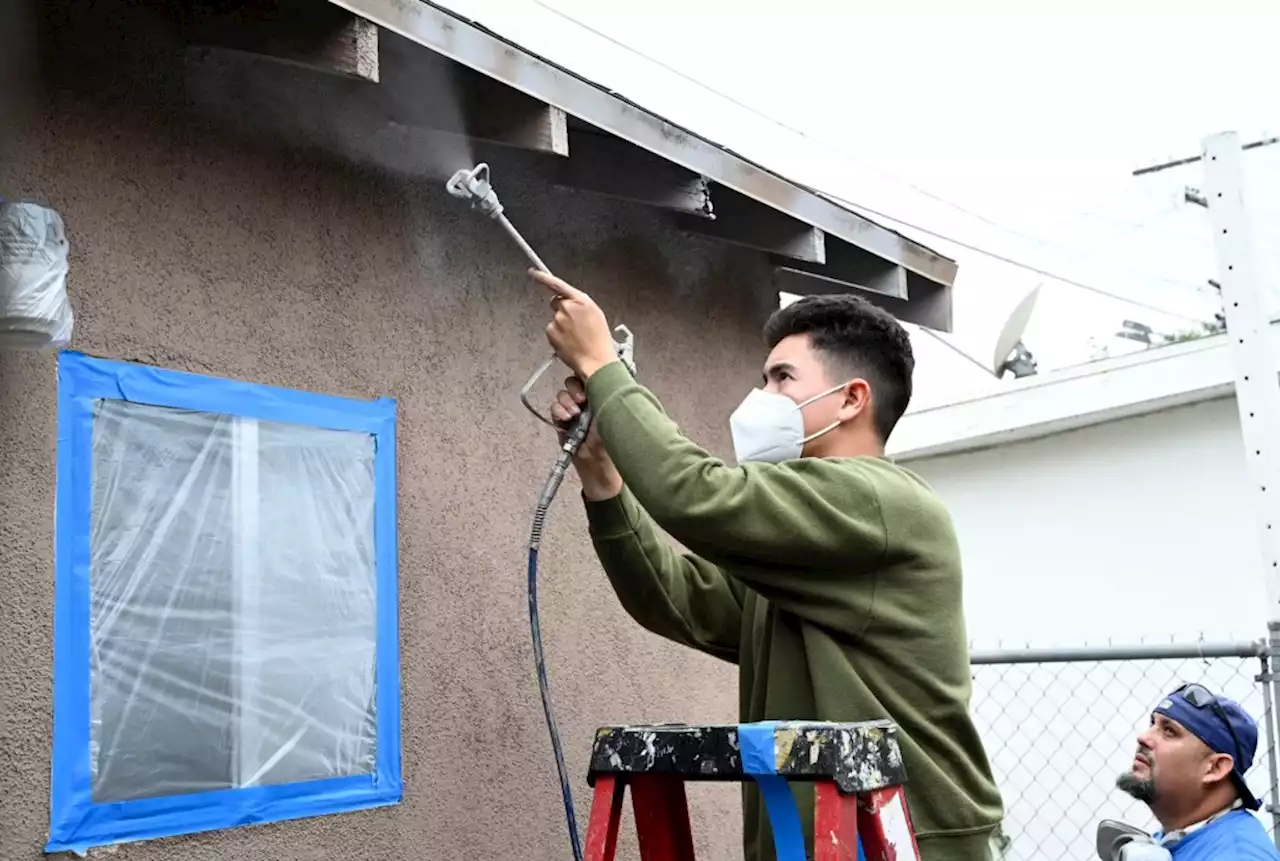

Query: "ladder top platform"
left=587, top=720, right=907, bottom=794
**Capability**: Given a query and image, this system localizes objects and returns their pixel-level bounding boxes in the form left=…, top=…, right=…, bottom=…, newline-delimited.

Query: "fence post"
left=1265, top=624, right=1280, bottom=847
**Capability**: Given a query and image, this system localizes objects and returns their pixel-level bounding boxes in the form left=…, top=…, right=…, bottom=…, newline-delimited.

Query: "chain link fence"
left=969, top=641, right=1279, bottom=861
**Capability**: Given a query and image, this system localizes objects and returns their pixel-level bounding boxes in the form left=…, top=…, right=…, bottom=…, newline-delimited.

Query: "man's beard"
left=1116, top=771, right=1155, bottom=802
left=1116, top=747, right=1156, bottom=803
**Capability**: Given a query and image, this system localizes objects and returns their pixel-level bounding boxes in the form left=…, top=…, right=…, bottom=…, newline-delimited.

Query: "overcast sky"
left=440, top=0, right=1280, bottom=408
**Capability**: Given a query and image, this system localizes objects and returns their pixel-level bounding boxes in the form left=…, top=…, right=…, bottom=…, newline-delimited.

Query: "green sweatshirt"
left=581, top=361, right=1004, bottom=861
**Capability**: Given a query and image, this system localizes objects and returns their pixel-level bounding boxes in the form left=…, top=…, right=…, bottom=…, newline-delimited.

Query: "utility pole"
left=1199, top=133, right=1280, bottom=608
left=1138, top=131, right=1280, bottom=837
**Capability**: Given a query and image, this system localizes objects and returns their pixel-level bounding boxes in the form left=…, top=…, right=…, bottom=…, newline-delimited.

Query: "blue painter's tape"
left=373, top=412, right=403, bottom=798
left=56, top=351, right=397, bottom=433
left=739, top=722, right=807, bottom=861
left=739, top=722, right=866, bottom=861
left=46, top=776, right=401, bottom=853
left=47, top=351, right=402, bottom=852
left=49, top=356, right=96, bottom=848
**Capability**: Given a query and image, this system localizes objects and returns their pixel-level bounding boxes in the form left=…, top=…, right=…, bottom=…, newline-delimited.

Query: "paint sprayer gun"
left=448, top=163, right=637, bottom=491
left=445, top=162, right=636, bottom=447
left=1095, top=821, right=1171, bottom=861
left=445, top=161, right=637, bottom=861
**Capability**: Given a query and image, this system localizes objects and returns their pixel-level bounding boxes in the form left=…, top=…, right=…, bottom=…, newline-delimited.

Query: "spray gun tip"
left=444, top=162, right=502, bottom=218
left=444, top=164, right=477, bottom=197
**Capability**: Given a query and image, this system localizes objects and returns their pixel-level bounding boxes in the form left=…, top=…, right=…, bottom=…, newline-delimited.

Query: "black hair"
left=763, top=294, right=914, bottom=442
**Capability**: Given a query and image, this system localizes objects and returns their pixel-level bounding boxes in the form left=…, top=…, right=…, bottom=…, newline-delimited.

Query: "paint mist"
left=182, top=27, right=476, bottom=183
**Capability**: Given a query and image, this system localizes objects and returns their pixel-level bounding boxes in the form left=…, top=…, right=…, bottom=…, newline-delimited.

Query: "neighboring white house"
left=890, top=323, right=1273, bottom=646
left=887, top=327, right=1280, bottom=859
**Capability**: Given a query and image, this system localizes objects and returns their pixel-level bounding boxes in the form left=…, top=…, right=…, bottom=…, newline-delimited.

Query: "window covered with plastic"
left=50, top=352, right=401, bottom=853
left=90, top=399, right=377, bottom=800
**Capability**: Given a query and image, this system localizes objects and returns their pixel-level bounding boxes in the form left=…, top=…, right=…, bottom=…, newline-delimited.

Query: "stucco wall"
left=0, top=5, right=778, bottom=858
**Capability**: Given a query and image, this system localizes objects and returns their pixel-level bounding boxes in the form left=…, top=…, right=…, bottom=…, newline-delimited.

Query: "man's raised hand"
left=530, top=269, right=619, bottom=380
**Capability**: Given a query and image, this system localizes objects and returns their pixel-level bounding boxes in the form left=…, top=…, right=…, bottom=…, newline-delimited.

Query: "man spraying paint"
left=531, top=269, right=1005, bottom=861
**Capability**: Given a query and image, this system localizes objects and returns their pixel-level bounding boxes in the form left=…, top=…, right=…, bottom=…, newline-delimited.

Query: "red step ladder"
left=583, top=721, right=921, bottom=861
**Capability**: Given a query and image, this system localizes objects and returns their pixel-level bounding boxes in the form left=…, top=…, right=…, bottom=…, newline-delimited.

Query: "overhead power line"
left=532, top=1, right=1214, bottom=297
left=531, top=1, right=1212, bottom=319
left=1132, top=136, right=1280, bottom=176
left=813, top=188, right=1206, bottom=324
left=524, top=5, right=1023, bottom=215
left=532, top=1, right=1010, bottom=225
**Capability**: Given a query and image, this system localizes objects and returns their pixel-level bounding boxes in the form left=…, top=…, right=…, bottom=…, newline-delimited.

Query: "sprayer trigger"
left=520, top=353, right=561, bottom=427
left=518, top=326, right=638, bottom=427
left=612, top=324, right=636, bottom=376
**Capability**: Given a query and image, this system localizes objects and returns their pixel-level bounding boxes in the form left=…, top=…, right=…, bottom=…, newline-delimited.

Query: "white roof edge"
left=885, top=324, right=1271, bottom=462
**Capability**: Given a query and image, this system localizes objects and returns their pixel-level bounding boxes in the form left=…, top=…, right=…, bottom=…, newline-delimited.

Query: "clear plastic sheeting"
left=0, top=200, right=73, bottom=349
left=89, top=399, right=378, bottom=804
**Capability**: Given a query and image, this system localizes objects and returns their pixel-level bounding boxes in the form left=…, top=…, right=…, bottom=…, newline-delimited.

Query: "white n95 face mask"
left=729, top=382, right=851, bottom=464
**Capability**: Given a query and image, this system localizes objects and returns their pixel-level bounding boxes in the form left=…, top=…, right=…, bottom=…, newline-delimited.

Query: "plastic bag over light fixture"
left=0, top=199, right=74, bottom=350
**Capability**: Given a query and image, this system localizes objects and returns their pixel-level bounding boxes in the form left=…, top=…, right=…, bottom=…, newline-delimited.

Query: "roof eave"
left=322, top=0, right=959, bottom=328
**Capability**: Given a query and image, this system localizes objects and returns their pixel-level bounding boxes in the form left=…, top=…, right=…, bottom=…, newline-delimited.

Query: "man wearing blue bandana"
left=1112, top=683, right=1280, bottom=858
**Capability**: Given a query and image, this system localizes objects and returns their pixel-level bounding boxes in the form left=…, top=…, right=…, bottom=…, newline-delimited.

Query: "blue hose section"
left=528, top=543, right=583, bottom=861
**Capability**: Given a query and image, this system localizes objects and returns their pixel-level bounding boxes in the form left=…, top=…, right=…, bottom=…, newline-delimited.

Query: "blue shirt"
left=1168, top=810, right=1280, bottom=859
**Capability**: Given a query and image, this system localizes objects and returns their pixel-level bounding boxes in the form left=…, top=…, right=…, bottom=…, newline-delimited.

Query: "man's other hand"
left=530, top=269, right=619, bottom=380
left=551, top=376, right=623, bottom=501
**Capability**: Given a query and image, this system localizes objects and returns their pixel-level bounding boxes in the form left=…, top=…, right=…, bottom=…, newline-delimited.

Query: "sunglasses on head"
left=1172, top=683, right=1244, bottom=769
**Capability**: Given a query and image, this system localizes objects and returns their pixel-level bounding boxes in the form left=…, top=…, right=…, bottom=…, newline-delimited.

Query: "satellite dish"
left=992, top=284, right=1043, bottom=377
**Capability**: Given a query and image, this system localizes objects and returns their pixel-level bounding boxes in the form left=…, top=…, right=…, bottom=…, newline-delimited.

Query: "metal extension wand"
left=445, top=162, right=636, bottom=861
left=446, top=163, right=635, bottom=448
left=446, top=163, right=550, bottom=272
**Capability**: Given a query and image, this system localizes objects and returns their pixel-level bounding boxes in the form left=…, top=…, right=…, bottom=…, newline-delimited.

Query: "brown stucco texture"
left=0, top=4, right=783, bottom=858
